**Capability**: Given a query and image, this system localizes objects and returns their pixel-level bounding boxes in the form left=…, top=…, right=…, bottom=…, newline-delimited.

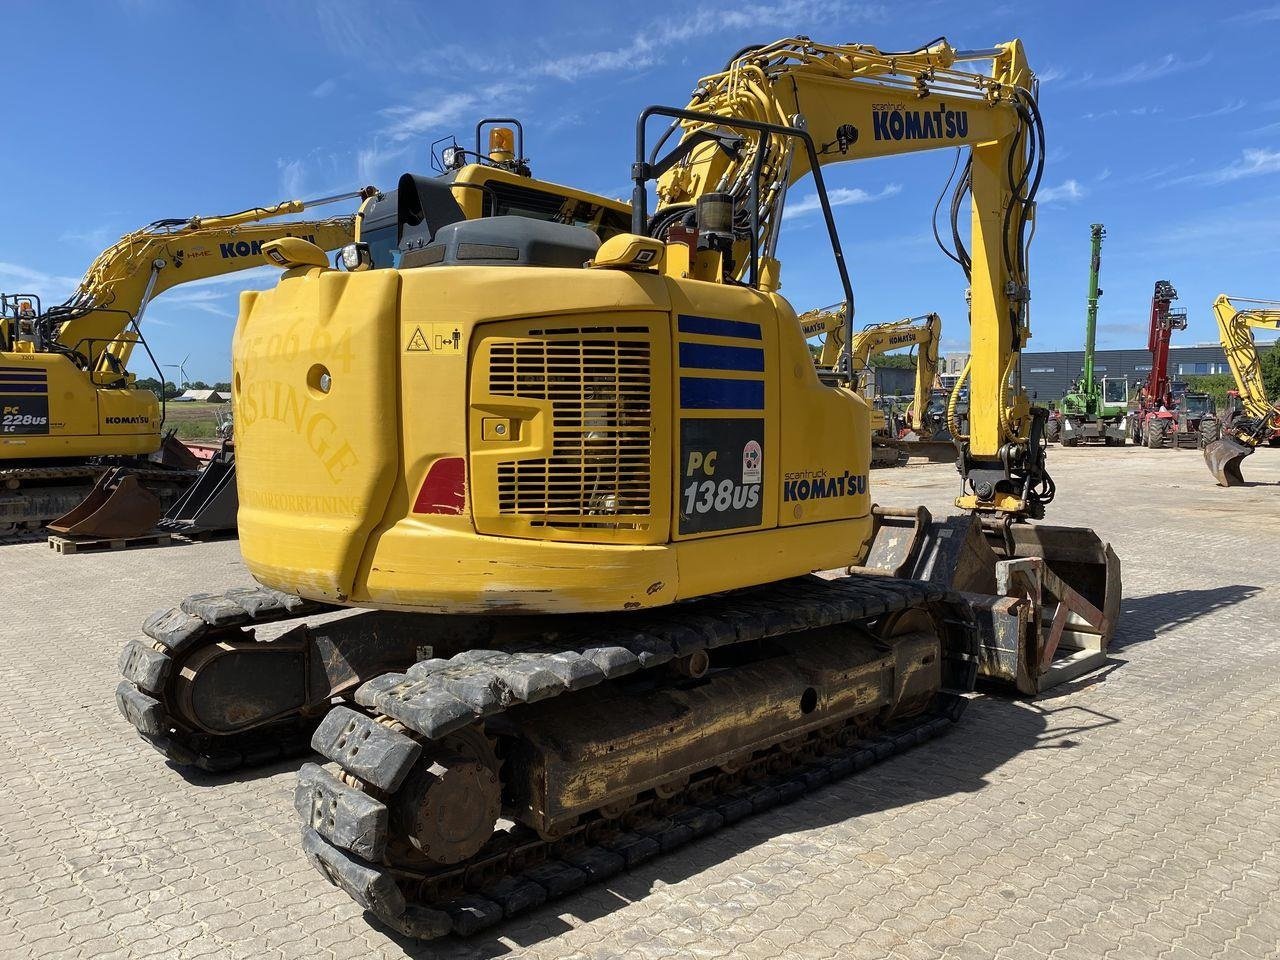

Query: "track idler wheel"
left=392, top=727, right=501, bottom=865
left=1204, top=437, right=1254, bottom=487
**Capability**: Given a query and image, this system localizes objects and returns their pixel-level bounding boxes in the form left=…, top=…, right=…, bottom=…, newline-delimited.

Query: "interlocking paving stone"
left=1, top=447, right=1278, bottom=958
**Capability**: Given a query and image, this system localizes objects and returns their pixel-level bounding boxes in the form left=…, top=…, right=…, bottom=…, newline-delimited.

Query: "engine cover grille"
left=487, top=325, right=653, bottom=530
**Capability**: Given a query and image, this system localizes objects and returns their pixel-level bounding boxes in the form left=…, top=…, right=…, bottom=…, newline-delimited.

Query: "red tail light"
left=413, top=457, right=466, bottom=515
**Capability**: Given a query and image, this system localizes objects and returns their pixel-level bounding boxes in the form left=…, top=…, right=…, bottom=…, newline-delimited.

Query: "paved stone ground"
left=1, top=445, right=1278, bottom=960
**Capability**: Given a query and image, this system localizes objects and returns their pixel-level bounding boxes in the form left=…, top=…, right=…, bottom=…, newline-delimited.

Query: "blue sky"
left=2, top=0, right=1277, bottom=381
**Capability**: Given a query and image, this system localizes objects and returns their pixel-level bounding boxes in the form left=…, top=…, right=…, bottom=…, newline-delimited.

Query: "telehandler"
left=1051, top=224, right=1128, bottom=446
left=116, top=38, right=1120, bottom=938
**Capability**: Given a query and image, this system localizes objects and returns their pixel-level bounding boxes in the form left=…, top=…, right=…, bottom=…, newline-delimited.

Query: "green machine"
left=1055, top=223, right=1128, bottom=446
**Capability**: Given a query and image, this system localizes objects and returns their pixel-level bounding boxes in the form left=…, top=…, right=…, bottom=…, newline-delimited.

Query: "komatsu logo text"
left=220, top=235, right=316, bottom=259
left=782, top=469, right=867, bottom=502
left=106, top=415, right=149, bottom=424
left=872, top=103, right=968, bottom=142
left=887, top=332, right=916, bottom=345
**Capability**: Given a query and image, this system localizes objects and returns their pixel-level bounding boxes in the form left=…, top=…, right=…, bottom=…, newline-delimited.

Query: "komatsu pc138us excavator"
left=0, top=189, right=371, bottom=534
left=116, top=38, right=1120, bottom=939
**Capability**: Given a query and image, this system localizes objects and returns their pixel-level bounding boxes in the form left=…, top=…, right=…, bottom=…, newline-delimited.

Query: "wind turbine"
left=165, top=354, right=191, bottom=390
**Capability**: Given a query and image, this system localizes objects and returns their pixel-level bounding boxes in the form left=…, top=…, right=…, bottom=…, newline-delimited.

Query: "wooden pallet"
left=48, top=532, right=172, bottom=555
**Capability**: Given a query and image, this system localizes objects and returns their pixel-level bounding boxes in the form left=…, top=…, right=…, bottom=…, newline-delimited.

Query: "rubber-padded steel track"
left=117, top=586, right=333, bottom=771
left=296, top=577, right=976, bottom=940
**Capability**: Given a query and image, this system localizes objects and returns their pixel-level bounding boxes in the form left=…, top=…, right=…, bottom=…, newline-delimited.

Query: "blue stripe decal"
left=677, top=314, right=762, bottom=341
left=0, top=383, right=48, bottom=394
left=0, top=369, right=46, bottom=379
left=680, top=376, right=765, bottom=410
left=678, top=341, right=765, bottom=373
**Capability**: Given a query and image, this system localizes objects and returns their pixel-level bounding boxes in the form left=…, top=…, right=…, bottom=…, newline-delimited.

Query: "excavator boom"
left=1204, top=294, right=1280, bottom=485
left=0, top=188, right=372, bottom=533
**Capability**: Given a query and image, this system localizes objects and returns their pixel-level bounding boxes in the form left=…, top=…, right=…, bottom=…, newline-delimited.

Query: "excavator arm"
left=16, top=189, right=373, bottom=376
left=642, top=37, right=1046, bottom=516
left=1204, top=294, right=1280, bottom=485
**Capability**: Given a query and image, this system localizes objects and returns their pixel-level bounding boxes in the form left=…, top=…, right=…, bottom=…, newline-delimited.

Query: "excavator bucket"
left=861, top=507, right=1121, bottom=695
left=157, top=445, right=238, bottom=535
left=153, top=431, right=203, bottom=471
left=1203, top=437, right=1253, bottom=487
left=47, top=468, right=162, bottom=539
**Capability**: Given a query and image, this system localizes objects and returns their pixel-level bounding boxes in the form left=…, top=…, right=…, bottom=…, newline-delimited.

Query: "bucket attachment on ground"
left=1203, top=437, right=1253, bottom=487
left=157, top=444, right=238, bottom=535
left=47, top=468, right=161, bottom=538
left=859, top=505, right=1121, bottom=695
left=153, top=431, right=203, bottom=472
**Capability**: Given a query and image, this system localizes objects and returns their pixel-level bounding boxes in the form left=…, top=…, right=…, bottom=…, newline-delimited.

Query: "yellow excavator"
left=0, top=190, right=372, bottom=535
left=1203, top=294, right=1280, bottom=486
left=799, top=304, right=942, bottom=465
left=116, top=39, right=1120, bottom=938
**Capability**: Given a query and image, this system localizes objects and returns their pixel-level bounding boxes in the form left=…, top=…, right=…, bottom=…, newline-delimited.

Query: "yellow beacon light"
left=488, top=126, right=515, bottom=164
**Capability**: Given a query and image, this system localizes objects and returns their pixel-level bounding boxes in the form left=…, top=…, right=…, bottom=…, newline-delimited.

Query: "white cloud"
left=59, top=225, right=118, bottom=249
left=1037, top=66, right=1067, bottom=83
left=379, top=83, right=521, bottom=143
left=1229, top=4, right=1280, bottom=22
left=311, top=78, right=338, bottom=98
left=1183, top=99, right=1247, bottom=121
left=1038, top=180, right=1085, bottom=204
left=1082, top=106, right=1163, bottom=120
left=1195, top=147, right=1280, bottom=184
left=1088, top=52, right=1211, bottom=87
left=783, top=183, right=902, bottom=219
left=278, top=158, right=305, bottom=197
left=533, top=1, right=885, bottom=81
left=0, top=261, right=81, bottom=303
left=152, top=289, right=236, bottom=318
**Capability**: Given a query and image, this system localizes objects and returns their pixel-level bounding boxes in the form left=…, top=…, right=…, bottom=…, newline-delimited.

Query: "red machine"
left=1129, top=280, right=1219, bottom=449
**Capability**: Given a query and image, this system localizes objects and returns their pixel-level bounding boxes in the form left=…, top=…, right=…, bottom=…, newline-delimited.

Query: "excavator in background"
left=1129, top=281, right=1219, bottom=450
left=0, top=190, right=373, bottom=535
left=1051, top=223, right=1128, bottom=446
left=115, top=39, right=1120, bottom=939
left=798, top=304, right=941, bottom=465
left=1203, top=294, right=1280, bottom=485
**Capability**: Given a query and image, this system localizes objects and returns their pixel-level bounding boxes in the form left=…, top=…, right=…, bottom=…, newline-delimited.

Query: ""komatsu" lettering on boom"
left=872, top=104, right=968, bottom=142
left=220, top=235, right=317, bottom=259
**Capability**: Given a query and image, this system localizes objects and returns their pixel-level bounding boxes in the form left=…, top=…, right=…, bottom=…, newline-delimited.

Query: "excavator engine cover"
left=1203, top=436, right=1253, bottom=487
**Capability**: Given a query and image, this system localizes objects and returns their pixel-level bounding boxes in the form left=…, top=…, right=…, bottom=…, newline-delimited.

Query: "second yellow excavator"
left=799, top=304, right=942, bottom=465
left=1203, top=294, right=1280, bottom=485
left=116, top=38, right=1120, bottom=939
left=0, top=188, right=372, bottom=535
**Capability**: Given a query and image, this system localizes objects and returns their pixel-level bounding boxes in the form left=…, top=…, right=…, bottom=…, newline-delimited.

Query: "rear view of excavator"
left=116, top=38, right=1119, bottom=940
left=1203, top=294, right=1280, bottom=485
